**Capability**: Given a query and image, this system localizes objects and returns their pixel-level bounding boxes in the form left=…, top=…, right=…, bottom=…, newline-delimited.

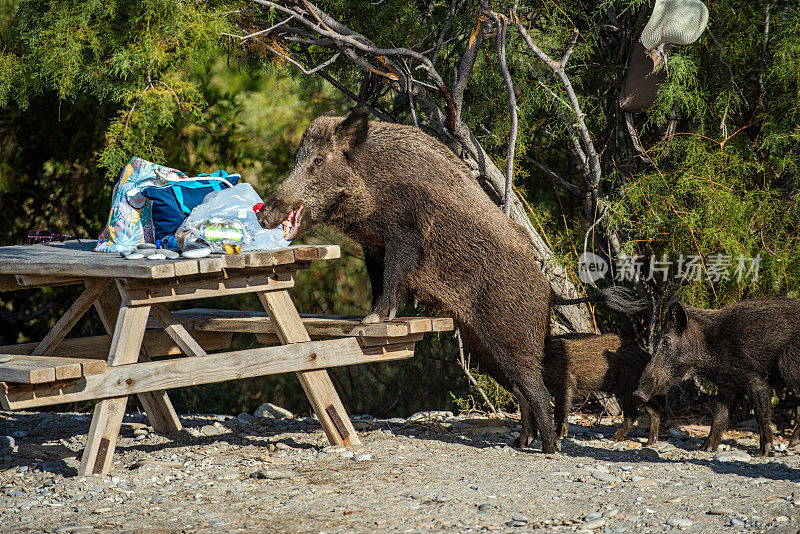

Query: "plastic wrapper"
left=175, top=183, right=290, bottom=253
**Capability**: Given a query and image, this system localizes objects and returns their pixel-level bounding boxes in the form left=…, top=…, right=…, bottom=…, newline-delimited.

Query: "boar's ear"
left=668, top=301, right=688, bottom=333
left=335, top=106, right=370, bottom=152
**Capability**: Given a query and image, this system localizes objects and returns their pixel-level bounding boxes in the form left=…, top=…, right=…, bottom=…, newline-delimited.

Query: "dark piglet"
left=542, top=333, right=662, bottom=444
left=259, top=107, right=643, bottom=454
left=634, top=297, right=800, bottom=456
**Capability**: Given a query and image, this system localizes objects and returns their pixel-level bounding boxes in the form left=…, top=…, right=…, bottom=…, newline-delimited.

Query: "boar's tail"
left=552, top=287, right=651, bottom=315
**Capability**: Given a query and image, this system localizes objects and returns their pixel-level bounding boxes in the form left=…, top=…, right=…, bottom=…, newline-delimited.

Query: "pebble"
left=254, top=402, right=294, bottom=419
left=92, top=507, right=112, bottom=514
left=584, top=512, right=603, bottom=521
left=715, top=451, right=752, bottom=462
left=667, top=518, right=693, bottom=528
left=57, top=527, right=94, bottom=534
left=667, top=428, right=690, bottom=439
left=124, top=253, right=145, bottom=260
left=477, top=503, right=494, bottom=512
left=133, top=429, right=148, bottom=437
left=638, top=447, right=659, bottom=459
left=146, top=253, right=166, bottom=260
left=730, top=518, right=746, bottom=527
left=110, top=476, right=120, bottom=484
left=12, top=430, right=29, bottom=439
left=181, top=247, right=211, bottom=258
left=0, top=435, right=14, bottom=452
left=775, top=515, right=790, bottom=522
left=200, top=425, right=224, bottom=437
left=591, top=472, right=621, bottom=484
left=620, top=465, right=634, bottom=471
left=154, top=248, right=179, bottom=259
left=353, top=454, right=372, bottom=461
left=595, top=464, right=610, bottom=473
left=322, top=445, right=346, bottom=453
left=137, top=243, right=157, bottom=249
left=511, top=514, right=529, bottom=522
left=603, top=509, right=619, bottom=518
left=583, top=518, right=606, bottom=530
left=340, top=451, right=354, bottom=459
left=708, top=507, right=735, bottom=515
left=250, top=469, right=297, bottom=480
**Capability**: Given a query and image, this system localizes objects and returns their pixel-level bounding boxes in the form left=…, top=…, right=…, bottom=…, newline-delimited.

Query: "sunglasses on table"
left=28, top=230, right=81, bottom=244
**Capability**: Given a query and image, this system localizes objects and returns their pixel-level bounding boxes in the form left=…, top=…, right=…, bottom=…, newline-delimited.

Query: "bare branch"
left=485, top=10, right=518, bottom=215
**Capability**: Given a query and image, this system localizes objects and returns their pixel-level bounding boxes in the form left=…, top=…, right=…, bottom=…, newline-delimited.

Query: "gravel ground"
left=1, top=409, right=800, bottom=533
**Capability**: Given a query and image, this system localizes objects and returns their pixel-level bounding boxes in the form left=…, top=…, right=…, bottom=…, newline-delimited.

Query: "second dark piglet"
left=542, top=333, right=662, bottom=444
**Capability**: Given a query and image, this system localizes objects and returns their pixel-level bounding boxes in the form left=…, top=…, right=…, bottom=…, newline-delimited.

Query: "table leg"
left=258, top=290, right=360, bottom=446
left=93, top=283, right=182, bottom=435
left=79, top=305, right=150, bottom=475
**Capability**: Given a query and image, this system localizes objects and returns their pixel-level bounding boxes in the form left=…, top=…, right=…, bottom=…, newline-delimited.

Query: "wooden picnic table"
left=0, top=241, right=452, bottom=475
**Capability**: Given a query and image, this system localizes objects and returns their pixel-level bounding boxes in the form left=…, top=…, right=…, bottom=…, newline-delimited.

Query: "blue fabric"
left=141, top=176, right=240, bottom=240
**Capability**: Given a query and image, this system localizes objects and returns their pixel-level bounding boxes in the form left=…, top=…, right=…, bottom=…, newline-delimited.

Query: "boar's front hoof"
left=699, top=439, right=718, bottom=452
left=611, top=429, right=627, bottom=442
left=512, top=432, right=535, bottom=449
left=757, top=445, right=774, bottom=457
left=540, top=440, right=558, bottom=455
left=362, top=313, right=382, bottom=324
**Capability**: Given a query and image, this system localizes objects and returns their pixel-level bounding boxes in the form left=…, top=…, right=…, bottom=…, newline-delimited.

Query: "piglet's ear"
left=335, top=106, right=370, bottom=150
left=668, top=301, right=688, bottom=333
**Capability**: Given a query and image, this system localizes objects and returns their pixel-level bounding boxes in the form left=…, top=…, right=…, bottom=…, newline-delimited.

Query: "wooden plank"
left=118, top=272, right=295, bottom=306
left=246, top=247, right=296, bottom=268
left=171, top=309, right=412, bottom=337
left=392, top=317, right=433, bottom=334
left=259, top=290, right=361, bottom=447
left=0, top=363, right=55, bottom=384
left=0, top=337, right=393, bottom=409
left=431, top=317, right=455, bottom=331
left=0, top=242, right=181, bottom=279
left=0, top=330, right=232, bottom=360
left=150, top=305, right=208, bottom=357
left=356, top=333, right=425, bottom=347
left=292, top=246, right=323, bottom=261
left=171, top=260, right=200, bottom=277
left=0, top=275, right=24, bottom=292
left=0, top=355, right=106, bottom=379
left=79, top=304, right=150, bottom=475
left=93, top=284, right=182, bottom=436
left=32, top=278, right=112, bottom=356
left=15, top=275, right=84, bottom=288
left=197, top=257, right=225, bottom=274
left=221, top=253, right=248, bottom=269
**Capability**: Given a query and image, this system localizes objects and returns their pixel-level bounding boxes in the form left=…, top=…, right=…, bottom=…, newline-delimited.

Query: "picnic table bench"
left=0, top=241, right=452, bottom=475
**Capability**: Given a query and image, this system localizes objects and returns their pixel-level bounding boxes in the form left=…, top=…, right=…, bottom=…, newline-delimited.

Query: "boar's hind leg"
left=512, top=396, right=538, bottom=448
left=362, top=239, right=420, bottom=324
left=511, top=373, right=558, bottom=454
left=700, top=384, right=743, bottom=452
left=748, top=378, right=775, bottom=456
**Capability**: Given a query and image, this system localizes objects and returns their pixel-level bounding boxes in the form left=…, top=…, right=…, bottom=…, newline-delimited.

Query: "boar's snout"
left=633, top=387, right=651, bottom=402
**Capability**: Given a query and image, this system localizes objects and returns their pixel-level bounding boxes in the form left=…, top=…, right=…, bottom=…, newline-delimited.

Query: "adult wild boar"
left=634, top=297, right=800, bottom=456
left=259, top=107, right=642, bottom=453
left=542, top=333, right=662, bottom=444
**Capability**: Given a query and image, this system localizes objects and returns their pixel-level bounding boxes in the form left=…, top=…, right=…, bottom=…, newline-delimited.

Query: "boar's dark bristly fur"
left=635, top=297, right=800, bottom=456
left=542, top=333, right=662, bottom=444
left=258, top=107, right=560, bottom=453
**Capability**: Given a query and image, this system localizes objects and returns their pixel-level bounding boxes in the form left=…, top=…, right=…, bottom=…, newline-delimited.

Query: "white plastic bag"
left=176, top=183, right=290, bottom=252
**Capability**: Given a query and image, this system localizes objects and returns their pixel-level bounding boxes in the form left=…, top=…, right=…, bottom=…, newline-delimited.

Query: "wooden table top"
left=0, top=241, right=340, bottom=279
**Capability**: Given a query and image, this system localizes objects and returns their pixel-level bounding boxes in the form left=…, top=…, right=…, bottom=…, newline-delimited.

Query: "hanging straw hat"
left=640, top=0, right=709, bottom=50
left=619, top=0, right=708, bottom=112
